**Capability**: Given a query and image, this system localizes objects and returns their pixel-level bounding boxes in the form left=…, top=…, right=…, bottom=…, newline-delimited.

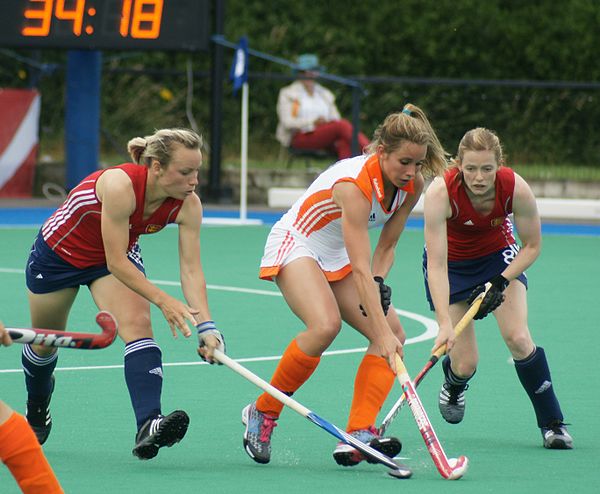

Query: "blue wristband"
left=196, top=320, right=217, bottom=334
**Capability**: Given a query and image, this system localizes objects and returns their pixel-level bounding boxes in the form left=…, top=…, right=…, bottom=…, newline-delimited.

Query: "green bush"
left=0, top=0, right=598, bottom=170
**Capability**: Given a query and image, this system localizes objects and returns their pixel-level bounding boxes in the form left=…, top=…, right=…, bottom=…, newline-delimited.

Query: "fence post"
left=351, top=85, right=362, bottom=156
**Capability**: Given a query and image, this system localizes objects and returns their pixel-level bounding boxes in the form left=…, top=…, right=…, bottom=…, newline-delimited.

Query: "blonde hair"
left=452, top=127, right=504, bottom=167
left=365, top=103, right=448, bottom=178
left=127, top=128, right=203, bottom=168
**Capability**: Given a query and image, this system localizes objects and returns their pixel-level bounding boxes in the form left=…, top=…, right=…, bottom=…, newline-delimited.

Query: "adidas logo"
left=36, top=273, right=44, bottom=279
left=535, top=380, right=552, bottom=394
left=463, top=220, right=474, bottom=226
left=149, top=367, right=163, bottom=378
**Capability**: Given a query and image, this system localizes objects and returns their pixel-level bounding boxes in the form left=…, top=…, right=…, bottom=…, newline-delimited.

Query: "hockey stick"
left=6, top=311, right=118, bottom=349
left=379, top=290, right=486, bottom=435
left=394, top=353, right=469, bottom=479
left=213, top=349, right=413, bottom=479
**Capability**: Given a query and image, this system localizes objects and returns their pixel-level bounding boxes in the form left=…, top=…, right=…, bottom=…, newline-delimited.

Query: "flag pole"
left=240, top=80, right=249, bottom=221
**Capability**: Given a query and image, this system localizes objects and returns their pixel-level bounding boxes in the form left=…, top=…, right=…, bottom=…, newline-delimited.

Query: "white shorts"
left=259, top=227, right=351, bottom=282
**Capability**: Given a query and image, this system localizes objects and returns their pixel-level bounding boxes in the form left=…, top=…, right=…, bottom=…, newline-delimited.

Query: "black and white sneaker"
left=438, top=382, right=468, bottom=424
left=333, top=426, right=402, bottom=467
left=132, top=410, right=190, bottom=460
left=541, top=421, right=573, bottom=449
left=26, top=375, right=55, bottom=445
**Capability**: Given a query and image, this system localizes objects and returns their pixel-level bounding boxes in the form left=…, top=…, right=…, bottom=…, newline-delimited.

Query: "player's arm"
left=176, top=193, right=225, bottom=363
left=176, top=193, right=210, bottom=321
left=502, top=173, right=542, bottom=279
left=333, top=181, right=403, bottom=369
left=423, top=177, right=455, bottom=351
left=98, top=170, right=195, bottom=337
left=372, top=173, right=424, bottom=277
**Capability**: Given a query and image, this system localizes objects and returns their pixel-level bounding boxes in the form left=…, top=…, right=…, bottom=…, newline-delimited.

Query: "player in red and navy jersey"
left=423, top=127, right=572, bottom=449
left=21, top=128, right=225, bottom=460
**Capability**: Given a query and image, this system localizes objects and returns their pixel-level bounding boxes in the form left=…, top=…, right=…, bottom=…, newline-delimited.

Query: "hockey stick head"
left=7, top=311, right=118, bottom=349
left=94, top=311, right=118, bottom=348
left=445, top=455, right=469, bottom=480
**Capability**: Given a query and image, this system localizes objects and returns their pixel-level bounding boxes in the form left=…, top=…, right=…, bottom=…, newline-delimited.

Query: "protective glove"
left=196, top=320, right=226, bottom=364
left=360, top=276, right=392, bottom=317
left=467, top=274, right=509, bottom=320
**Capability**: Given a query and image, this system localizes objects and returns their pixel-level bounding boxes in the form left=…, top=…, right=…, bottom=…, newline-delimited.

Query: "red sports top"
left=445, top=166, right=516, bottom=261
left=41, top=163, right=184, bottom=268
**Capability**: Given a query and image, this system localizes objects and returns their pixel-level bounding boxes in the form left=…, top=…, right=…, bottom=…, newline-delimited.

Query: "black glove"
left=467, top=275, right=509, bottom=320
left=360, top=276, right=392, bottom=317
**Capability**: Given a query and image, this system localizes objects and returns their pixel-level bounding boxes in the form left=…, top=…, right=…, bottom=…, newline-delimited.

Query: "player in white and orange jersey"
left=242, top=104, right=448, bottom=467
left=20, top=129, right=224, bottom=460
left=424, top=127, right=572, bottom=449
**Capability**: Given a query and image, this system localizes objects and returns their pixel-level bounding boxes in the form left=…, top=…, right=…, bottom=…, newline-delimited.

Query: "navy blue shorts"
left=422, top=245, right=528, bottom=311
left=26, top=233, right=145, bottom=294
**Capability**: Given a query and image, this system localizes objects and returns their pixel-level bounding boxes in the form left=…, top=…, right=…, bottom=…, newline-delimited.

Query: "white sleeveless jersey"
left=260, top=153, right=414, bottom=281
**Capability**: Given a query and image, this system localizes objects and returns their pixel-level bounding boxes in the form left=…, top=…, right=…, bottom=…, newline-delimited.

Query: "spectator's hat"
left=295, top=54, right=324, bottom=72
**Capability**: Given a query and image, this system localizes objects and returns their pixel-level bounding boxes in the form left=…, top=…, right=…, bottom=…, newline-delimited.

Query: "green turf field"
left=1, top=225, right=599, bottom=493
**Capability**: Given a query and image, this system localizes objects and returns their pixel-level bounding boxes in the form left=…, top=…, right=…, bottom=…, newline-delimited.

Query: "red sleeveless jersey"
left=41, top=163, right=184, bottom=268
left=445, top=166, right=516, bottom=261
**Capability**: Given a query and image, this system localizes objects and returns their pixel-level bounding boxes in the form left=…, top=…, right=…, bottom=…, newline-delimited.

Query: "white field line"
left=0, top=268, right=437, bottom=374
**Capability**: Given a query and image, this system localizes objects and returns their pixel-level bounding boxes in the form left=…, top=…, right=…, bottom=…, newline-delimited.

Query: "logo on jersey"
left=490, top=217, right=504, bottom=227
left=145, top=224, right=164, bottom=234
left=463, top=219, right=474, bottom=226
left=372, top=178, right=383, bottom=200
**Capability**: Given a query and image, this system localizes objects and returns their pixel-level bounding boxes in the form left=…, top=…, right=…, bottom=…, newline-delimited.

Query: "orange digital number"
left=54, top=0, right=85, bottom=36
left=22, top=0, right=54, bottom=37
left=119, top=0, right=133, bottom=37
left=130, top=0, right=164, bottom=39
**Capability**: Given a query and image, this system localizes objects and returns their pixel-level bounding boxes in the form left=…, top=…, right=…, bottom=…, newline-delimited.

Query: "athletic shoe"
left=132, top=410, right=190, bottom=460
left=241, top=402, right=278, bottom=464
left=541, top=421, right=573, bottom=449
left=439, top=382, right=468, bottom=424
left=26, top=375, right=55, bottom=445
left=332, top=426, right=402, bottom=467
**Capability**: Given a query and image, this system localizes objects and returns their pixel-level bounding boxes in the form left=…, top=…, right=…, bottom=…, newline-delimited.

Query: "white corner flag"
left=228, top=36, right=259, bottom=224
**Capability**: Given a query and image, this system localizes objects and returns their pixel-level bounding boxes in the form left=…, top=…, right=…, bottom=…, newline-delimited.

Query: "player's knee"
left=117, top=312, right=153, bottom=340
left=312, top=315, right=342, bottom=342
left=504, top=331, right=534, bottom=357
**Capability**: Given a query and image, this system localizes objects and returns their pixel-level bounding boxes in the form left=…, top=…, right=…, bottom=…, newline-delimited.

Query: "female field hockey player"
left=423, top=127, right=572, bottom=449
left=242, top=104, right=448, bottom=466
left=0, top=322, right=63, bottom=493
left=20, top=128, right=225, bottom=460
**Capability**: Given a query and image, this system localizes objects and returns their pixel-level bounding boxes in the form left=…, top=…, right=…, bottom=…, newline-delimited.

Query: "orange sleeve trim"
left=336, top=177, right=371, bottom=202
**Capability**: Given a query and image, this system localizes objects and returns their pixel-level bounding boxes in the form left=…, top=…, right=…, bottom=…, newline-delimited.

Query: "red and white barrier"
left=0, top=89, right=41, bottom=197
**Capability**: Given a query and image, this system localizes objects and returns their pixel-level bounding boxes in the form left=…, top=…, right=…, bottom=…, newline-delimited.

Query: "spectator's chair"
left=283, top=146, right=337, bottom=169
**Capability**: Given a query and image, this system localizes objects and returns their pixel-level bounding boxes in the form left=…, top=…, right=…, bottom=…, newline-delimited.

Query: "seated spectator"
left=276, top=53, right=370, bottom=161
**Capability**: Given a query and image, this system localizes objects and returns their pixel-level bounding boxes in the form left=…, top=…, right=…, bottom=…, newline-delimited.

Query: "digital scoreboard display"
left=0, top=0, right=209, bottom=51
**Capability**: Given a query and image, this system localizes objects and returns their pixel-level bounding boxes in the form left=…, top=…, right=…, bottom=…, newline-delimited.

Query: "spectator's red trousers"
left=291, top=119, right=370, bottom=160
